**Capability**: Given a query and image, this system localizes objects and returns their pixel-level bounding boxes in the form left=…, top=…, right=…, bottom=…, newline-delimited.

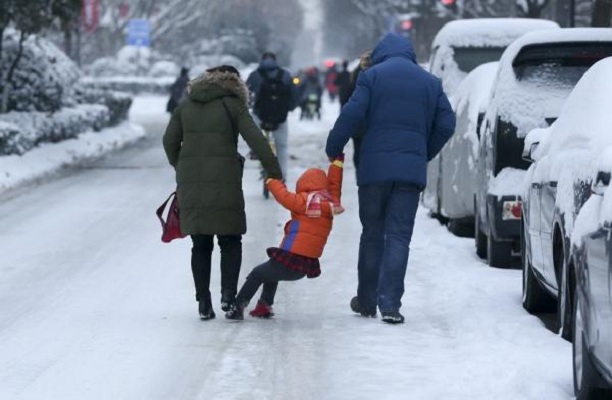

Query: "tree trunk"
left=1, top=30, right=26, bottom=114
left=592, top=0, right=612, bottom=26
left=62, top=20, right=73, bottom=59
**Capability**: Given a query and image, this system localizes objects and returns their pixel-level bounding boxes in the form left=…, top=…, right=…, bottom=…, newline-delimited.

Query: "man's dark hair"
left=261, top=52, right=277, bottom=61
left=206, top=65, right=241, bottom=77
left=180, top=67, right=189, bottom=76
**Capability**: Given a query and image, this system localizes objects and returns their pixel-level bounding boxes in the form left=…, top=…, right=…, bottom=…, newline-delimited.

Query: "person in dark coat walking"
left=163, top=65, right=283, bottom=320
left=326, top=34, right=456, bottom=324
left=246, top=52, right=298, bottom=179
left=335, top=60, right=352, bottom=107
left=166, top=67, right=189, bottom=113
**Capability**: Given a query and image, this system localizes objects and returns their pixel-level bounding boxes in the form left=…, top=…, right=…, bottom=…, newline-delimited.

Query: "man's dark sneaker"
left=225, top=304, right=244, bottom=320
left=198, top=298, right=216, bottom=320
left=381, top=311, right=404, bottom=324
left=350, top=296, right=376, bottom=317
left=220, top=291, right=236, bottom=312
left=249, top=300, right=274, bottom=318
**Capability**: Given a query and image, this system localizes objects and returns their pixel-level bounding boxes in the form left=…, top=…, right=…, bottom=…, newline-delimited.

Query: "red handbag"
left=156, top=191, right=187, bottom=243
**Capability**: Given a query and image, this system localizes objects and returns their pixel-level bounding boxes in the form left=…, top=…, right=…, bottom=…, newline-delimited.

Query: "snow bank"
left=0, top=122, right=145, bottom=193
left=526, top=57, right=612, bottom=236
left=431, top=18, right=558, bottom=95
left=0, top=105, right=110, bottom=155
left=491, top=28, right=612, bottom=139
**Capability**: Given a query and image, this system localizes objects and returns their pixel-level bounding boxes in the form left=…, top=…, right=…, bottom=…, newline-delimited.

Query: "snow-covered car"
left=423, top=18, right=559, bottom=218
left=521, top=56, right=612, bottom=351
left=476, top=29, right=612, bottom=269
left=437, top=62, right=498, bottom=236
left=572, top=174, right=612, bottom=398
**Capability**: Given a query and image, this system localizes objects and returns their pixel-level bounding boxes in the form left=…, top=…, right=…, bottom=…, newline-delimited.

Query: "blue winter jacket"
left=326, top=34, right=456, bottom=188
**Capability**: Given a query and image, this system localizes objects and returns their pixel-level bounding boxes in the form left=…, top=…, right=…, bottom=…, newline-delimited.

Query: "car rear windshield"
left=452, top=46, right=506, bottom=73
left=513, top=42, right=612, bottom=88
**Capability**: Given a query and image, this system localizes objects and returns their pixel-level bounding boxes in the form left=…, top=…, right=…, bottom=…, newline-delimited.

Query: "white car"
left=423, top=18, right=559, bottom=217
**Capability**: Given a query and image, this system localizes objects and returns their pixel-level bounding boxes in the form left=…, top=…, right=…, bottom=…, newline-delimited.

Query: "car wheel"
left=475, top=201, right=487, bottom=259
left=487, top=233, right=513, bottom=268
left=448, top=218, right=475, bottom=238
left=573, top=292, right=612, bottom=399
left=522, top=226, right=555, bottom=313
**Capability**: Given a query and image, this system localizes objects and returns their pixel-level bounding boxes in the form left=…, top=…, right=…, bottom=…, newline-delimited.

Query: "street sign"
left=126, top=19, right=152, bottom=47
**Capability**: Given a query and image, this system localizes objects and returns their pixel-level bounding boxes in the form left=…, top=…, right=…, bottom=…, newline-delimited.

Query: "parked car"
left=572, top=162, right=612, bottom=398
left=572, top=167, right=612, bottom=399
left=476, top=29, right=612, bottom=269
left=437, top=62, right=498, bottom=237
left=423, top=18, right=559, bottom=219
left=521, top=54, right=612, bottom=348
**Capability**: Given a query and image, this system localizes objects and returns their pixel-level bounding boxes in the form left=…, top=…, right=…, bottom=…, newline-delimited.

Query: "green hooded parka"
left=163, top=70, right=282, bottom=235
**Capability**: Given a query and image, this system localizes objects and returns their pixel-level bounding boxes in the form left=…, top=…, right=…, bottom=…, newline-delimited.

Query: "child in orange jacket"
left=225, top=155, right=344, bottom=320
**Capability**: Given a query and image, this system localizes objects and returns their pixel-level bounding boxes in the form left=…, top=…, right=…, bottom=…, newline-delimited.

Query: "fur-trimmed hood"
left=187, top=70, right=249, bottom=105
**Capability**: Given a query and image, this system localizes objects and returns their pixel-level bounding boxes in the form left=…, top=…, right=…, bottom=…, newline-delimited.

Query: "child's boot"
left=249, top=300, right=274, bottom=318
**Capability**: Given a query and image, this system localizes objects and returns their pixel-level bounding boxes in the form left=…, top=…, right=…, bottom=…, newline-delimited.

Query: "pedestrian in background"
left=335, top=60, right=352, bottom=107
left=326, top=34, right=456, bottom=324
left=166, top=67, right=189, bottom=113
left=163, top=65, right=283, bottom=320
left=246, top=52, right=298, bottom=179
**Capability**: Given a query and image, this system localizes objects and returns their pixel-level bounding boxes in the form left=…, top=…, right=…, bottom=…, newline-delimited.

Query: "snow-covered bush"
left=0, top=29, right=81, bottom=112
left=0, top=105, right=109, bottom=155
left=74, top=86, right=133, bottom=126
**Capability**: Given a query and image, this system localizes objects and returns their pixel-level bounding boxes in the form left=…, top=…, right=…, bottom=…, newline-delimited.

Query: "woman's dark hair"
left=206, top=65, right=240, bottom=77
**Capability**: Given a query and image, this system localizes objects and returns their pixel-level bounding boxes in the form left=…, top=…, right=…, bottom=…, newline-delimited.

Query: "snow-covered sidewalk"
left=0, top=96, right=572, bottom=400
left=0, top=121, right=145, bottom=193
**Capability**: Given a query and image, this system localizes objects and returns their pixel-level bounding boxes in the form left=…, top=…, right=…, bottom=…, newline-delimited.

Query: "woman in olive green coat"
left=163, top=65, right=282, bottom=320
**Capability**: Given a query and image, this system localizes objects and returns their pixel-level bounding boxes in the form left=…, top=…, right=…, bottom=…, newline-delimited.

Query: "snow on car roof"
left=490, top=28, right=612, bottom=138
left=454, top=61, right=499, bottom=117
left=525, top=57, right=612, bottom=237
left=432, top=18, right=559, bottom=49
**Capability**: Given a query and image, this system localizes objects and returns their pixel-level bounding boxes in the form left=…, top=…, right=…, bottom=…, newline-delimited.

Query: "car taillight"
left=502, top=200, right=522, bottom=220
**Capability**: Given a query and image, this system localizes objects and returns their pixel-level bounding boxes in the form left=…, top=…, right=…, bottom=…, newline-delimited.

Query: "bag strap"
left=156, top=191, right=176, bottom=226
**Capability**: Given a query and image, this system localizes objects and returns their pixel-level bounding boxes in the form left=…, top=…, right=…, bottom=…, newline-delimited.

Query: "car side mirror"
left=522, top=142, right=539, bottom=163
left=591, top=171, right=611, bottom=196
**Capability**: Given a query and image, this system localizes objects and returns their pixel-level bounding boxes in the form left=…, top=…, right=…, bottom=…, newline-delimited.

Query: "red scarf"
left=305, top=190, right=344, bottom=218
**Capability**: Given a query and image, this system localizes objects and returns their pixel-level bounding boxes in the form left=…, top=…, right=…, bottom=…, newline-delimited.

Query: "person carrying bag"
left=162, top=65, right=282, bottom=320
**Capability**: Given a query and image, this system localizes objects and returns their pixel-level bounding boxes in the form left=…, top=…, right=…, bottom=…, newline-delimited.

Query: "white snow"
left=453, top=61, right=499, bottom=155
left=491, top=28, right=612, bottom=139
left=432, top=18, right=559, bottom=49
left=526, top=57, right=612, bottom=236
left=488, top=167, right=527, bottom=197
left=0, top=121, right=145, bottom=193
left=0, top=96, right=574, bottom=400
left=430, top=18, right=558, bottom=95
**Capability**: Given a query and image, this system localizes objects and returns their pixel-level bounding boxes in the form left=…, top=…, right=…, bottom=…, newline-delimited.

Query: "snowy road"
left=0, top=97, right=573, bottom=400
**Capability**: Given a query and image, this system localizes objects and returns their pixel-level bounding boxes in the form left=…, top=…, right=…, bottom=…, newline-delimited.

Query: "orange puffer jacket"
left=267, top=161, right=343, bottom=258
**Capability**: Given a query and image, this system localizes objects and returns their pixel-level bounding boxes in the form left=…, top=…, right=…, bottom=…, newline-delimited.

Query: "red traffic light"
left=441, top=0, right=455, bottom=5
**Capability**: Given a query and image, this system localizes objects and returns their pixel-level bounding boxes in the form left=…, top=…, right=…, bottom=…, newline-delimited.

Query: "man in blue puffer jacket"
left=326, top=33, right=455, bottom=324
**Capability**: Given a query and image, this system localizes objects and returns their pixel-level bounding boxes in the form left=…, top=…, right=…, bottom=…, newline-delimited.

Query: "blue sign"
left=126, top=19, right=151, bottom=47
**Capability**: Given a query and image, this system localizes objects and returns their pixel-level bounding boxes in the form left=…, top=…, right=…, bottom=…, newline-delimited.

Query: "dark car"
left=476, top=29, right=612, bottom=269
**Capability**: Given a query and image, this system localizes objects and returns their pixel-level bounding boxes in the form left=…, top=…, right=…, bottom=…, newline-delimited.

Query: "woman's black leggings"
left=190, top=235, right=242, bottom=301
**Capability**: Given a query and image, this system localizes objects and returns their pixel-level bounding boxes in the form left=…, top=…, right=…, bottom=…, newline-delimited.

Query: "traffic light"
left=396, top=15, right=414, bottom=37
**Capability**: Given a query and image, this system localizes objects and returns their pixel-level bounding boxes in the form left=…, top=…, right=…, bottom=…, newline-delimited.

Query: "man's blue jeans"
left=357, top=182, right=420, bottom=313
